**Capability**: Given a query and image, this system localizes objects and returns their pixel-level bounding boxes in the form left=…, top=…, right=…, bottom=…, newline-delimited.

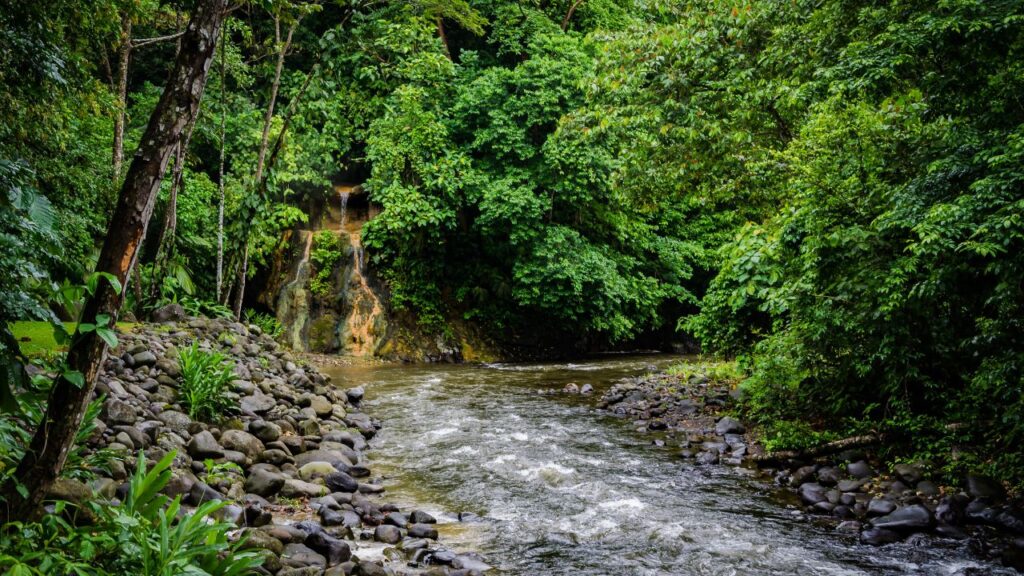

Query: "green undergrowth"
left=664, top=358, right=744, bottom=387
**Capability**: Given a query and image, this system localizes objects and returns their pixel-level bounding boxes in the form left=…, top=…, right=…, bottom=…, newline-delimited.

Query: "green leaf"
left=63, top=370, right=85, bottom=388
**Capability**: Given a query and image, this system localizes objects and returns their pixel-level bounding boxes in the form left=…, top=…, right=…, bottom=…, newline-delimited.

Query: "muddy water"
left=321, top=356, right=1009, bottom=575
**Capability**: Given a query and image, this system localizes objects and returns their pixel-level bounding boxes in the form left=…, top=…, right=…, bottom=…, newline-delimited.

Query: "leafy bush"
left=310, top=231, right=344, bottom=298
left=0, top=451, right=263, bottom=576
left=177, top=343, right=237, bottom=421
left=243, top=310, right=283, bottom=339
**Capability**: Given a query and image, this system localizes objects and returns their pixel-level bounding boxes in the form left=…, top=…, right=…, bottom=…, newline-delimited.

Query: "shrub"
left=177, top=342, right=236, bottom=421
left=243, top=310, right=283, bottom=339
left=0, top=451, right=263, bottom=576
left=310, top=231, right=344, bottom=298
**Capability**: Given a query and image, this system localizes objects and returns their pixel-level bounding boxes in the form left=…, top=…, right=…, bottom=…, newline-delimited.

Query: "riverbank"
left=39, top=314, right=488, bottom=575
left=594, top=362, right=1024, bottom=573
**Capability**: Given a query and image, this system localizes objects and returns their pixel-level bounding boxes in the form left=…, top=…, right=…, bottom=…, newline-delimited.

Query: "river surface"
left=321, top=355, right=1009, bottom=576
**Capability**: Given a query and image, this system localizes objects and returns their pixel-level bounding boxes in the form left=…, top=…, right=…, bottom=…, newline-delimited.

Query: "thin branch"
left=131, top=31, right=185, bottom=49
left=562, top=0, right=586, bottom=31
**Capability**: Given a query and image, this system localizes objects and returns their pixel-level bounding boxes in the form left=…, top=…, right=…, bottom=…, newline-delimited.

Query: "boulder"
left=325, top=472, right=359, bottom=494
left=152, top=303, right=186, bottom=323
left=715, top=416, right=745, bottom=435
left=867, top=498, right=897, bottom=516
left=408, top=523, right=438, bottom=540
left=373, top=525, right=401, bottom=544
left=220, top=430, right=265, bottom=460
left=245, top=468, right=286, bottom=498
left=410, top=510, right=436, bottom=524
left=966, top=474, right=1006, bottom=501
left=871, top=504, right=934, bottom=532
left=798, top=483, right=828, bottom=505
left=305, top=531, right=351, bottom=565
left=102, top=398, right=137, bottom=425
left=187, top=430, right=224, bottom=459
left=893, top=463, right=924, bottom=485
left=250, top=420, right=282, bottom=443
left=132, top=350, right=158, bottom=366
left=281, top=543, right=326, bottom=569
left=241, top=391, right=277, bottom=415
left=280, top=479, right=328, bottom=499
left=157, top=410, right=192, bottom=434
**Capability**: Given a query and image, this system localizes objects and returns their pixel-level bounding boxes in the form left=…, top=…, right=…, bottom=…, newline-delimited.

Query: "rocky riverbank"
left=593, top=367, right=1024, bottom=573
left=58, top=310, right=488, bottom=576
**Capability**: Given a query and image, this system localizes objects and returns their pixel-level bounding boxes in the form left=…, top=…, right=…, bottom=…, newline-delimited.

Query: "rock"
left=408, top=523, right=438, bottom=539
left=300, top=462, right=338, bottom=482
left=997, top=509, right=1024, bottom=533
left=871, top=504, right=933, bottom=531
left=102, top=398, right=137, bottom=425
left=935, top=495, right=967, bottom=525
left=309, top=395, right=334, bottom=417
left=346, top=387, right=364, bottom=405
left=250, top=420, right=282, bottom=443
left=188, top=481, right=224, bottom=505
left=798, top=483, right=828, bottom=505
left=187, top=430, right=224, bottom=459
left=580, top=384, right=594, bottom=394
left=152, top=303, right=186, bottom=323
left=915, top=480, right=939, bottom=497
left=238, top=528, right=285, bottom=555
left=113, top=425, right=149, bottom=449
left=966, top=474, right=1006, bottom=501
left=245, top=468, right=286, bottom=497
left=132, top=350, right=158, bottom=366
left=241, top=391, right=276, bottom=414
left=563, top=383, right=579, bottom=394
left=281, top=543, right=326, bottom=569
left=816, top=466, right=842, bottom=486
left=410, top=510, right=436, bottom=524
left=325, top=472, right=359, bottom=493
left=374, top=525, right=402, bottom=544
left=220, top=430, right=264, bottom=460
left=715, top=416, right=745, bottom=435
left=259, top=449, right=293, bottom=466
left=695, top=450, right=719, bottom=466
left=837, top=478, right=867, bottom=492
left=893, top=463, right=924, bottom=485
left=384, top=512, right=408, bottom=527
left=281, top=479, right=328, bottom=499
left=860, top=527, right=902, bottom=545
left=306, top=531, right=351, bottom=565
left=867, top=498, right=897, bottom=516
left=157, top=410, right=192, bottom=434
left=355, top=562, right=387, bottom=576
left=966, top=499, right=1000, bottom=525
left=295, top=449, right=352, bottom=469
left=1002, top=538, right=1024, bottom=572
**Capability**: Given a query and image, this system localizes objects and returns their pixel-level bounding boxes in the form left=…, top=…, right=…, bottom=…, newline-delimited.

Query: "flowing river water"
left=321, top=355, right=1010, bottom=576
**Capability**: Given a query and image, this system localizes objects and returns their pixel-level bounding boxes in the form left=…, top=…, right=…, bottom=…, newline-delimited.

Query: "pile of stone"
left=61, top=307, right=487, bottom=576
left=598, top=372, right=752, bottom=465
left=595, top=369, right=1024, bottom=572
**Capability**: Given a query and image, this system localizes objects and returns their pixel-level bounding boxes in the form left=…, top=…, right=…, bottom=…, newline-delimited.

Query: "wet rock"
left=295, top=449, right=352, bottom=469
left=789, top=466, right=816, bottom=486
left=966, top=499, right=1000, bottom=525
left=300, top=462, right=337, bottom=481
left=845, top=460, right=873, bottom=479
left=310, top=395, right=334, bottom=417
left=915, top=480, right=939, bottom=497
left=935, top=495, right=967, bottom=525
left=346, top=387, right=364, bottom=405
left=355, top=561, right=387, bottom=576
left=374, top=525, right=402, bottom=544
left=409, top=523, right=439, bottom=539
left=997, top=509, right=1024, bottom=533
left=816, top=466, right=842, bottom=486
left=867, top=498, right=897, bottom=516
left=563, top=383, right=579, bottom=394
left=187, top=430, right=224, bottom=459
left=580, top=384, right=593, bottom=394
left=384, top=512, right=408, bottom=527
left=837, top=478, right=868, bottom=492
left=860, top=527, right=903, bottom=545
left=799, top=483, right=828, bottom=505
left=1002, top=538, right=1024, bottom=572
left=695, top=450, right=719, bottom=466
left=871, top=504, right=933, bottom=532
left=325, top=471, right=359, bottom=493
left=715, top=416, right=745, bottom=435
left=410, top=510, right=436, bottom=524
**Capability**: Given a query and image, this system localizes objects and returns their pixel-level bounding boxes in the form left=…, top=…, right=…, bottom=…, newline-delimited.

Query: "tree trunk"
left=436, top=17, right=451, bottom=59
left=216, top=34, right=227, bottom=302
left=112, top=16, right=131, bottom=183
left=562, top=0, right=586, bottom=31
left=233, top=242, right=249, bottom=319
left=752, top=434, right=882, bottom=465
left=1, top=0, right=228, bottom=520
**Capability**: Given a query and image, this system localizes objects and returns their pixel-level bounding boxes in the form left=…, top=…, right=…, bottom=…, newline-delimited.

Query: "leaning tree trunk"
left=1, top=0, right=228, bottom=520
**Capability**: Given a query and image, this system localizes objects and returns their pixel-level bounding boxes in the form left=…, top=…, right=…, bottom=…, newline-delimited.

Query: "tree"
left=1, top=0, right=229, bottom=519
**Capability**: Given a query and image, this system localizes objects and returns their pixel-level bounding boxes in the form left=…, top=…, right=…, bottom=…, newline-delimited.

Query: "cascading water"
left=336, top=185, right=386, bottom=356
left=276, top=229, right=314, bottom=350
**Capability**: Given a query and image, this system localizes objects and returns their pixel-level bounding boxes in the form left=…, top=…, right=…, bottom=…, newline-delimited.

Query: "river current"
left=321, top=355, right=1010, bottom=576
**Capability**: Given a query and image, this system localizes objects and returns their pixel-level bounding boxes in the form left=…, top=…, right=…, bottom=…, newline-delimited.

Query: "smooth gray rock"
left=966, top=474, right=1006, bottom=501
left=871, top=504, right=934, bottom=531
left=374, top=525, right=401, bottom=544
left=715, top=416, right=745, bottom=435
left=187, top=430, right=224, bottom=459
left=220, top=429, right=264, bottom=460
left=244, top=468, right=286, bottom=497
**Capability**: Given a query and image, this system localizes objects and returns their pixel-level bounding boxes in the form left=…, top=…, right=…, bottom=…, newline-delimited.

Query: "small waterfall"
left=335, top=184, right=385, bottom=356
left=339, top=190, right=349, bottom=230
left=276, top=230, right=314, bottom=351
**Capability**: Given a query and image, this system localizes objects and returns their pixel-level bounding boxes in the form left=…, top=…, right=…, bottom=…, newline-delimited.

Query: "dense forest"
left=1, top=0, right=1023, bottom=573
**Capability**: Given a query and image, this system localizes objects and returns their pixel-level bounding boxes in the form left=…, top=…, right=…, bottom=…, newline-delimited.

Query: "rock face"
left=76, top=316, right=465, bottom=574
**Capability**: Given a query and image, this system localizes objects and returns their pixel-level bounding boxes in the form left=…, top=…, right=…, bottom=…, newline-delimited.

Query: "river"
left=320, top=355, right=1010, bottom=576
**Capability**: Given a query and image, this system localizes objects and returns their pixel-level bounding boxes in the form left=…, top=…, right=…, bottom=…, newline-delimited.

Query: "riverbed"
left=321, top=355, right=1010, bottom=575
